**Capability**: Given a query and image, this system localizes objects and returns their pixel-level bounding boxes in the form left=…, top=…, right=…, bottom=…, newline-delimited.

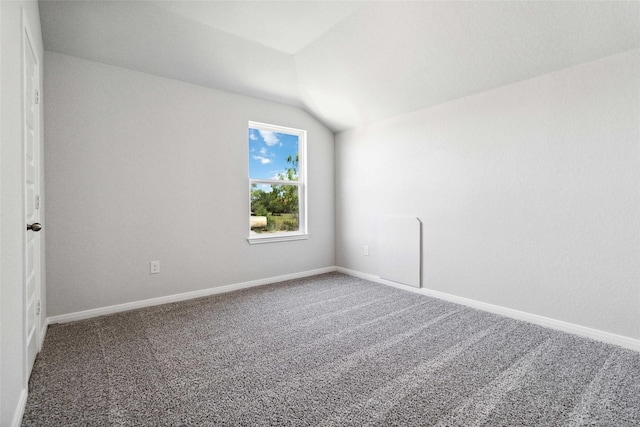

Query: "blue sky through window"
left=249, top=128, right=299, bottom=181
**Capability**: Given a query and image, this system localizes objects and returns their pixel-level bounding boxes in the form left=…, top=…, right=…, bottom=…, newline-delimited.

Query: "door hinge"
left=35, top=195, right=40, bottom=210
left=36, top=301, right=41, bottom=316
left=35, top=90, right=40, bottom=105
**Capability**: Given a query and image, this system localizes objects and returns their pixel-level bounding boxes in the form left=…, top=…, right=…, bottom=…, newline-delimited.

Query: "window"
left=248, top=121, right=307, bottom=244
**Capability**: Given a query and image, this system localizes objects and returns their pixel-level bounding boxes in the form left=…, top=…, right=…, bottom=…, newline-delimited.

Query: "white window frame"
left=247, top=121, right=308, bottom=244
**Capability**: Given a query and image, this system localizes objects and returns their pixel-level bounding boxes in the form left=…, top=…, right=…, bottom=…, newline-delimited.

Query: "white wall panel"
left=378, top=216, right=421, bottom=288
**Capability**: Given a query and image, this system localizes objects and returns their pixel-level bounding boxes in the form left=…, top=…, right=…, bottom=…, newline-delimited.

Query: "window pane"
left=250, top=184, right=299, bottom=233
left=249, top=128, right=299, bottom=181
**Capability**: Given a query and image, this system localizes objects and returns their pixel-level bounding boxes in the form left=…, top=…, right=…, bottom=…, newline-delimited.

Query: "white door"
left=24, top=23, right=41, bottom=375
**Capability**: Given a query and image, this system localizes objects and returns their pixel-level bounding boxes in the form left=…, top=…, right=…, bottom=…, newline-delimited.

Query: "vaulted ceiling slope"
left=39, top=1, right=640, bottom=132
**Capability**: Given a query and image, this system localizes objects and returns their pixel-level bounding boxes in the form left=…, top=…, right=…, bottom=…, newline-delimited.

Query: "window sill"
left=247, top=232, right=309, bottom=245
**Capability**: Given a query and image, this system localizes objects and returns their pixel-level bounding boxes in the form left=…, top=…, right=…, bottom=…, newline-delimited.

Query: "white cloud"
left=253, top=155, right=271, bottom=165
left=256, top=183, right=273, bottom=193
left=249, top=132, right=258, bottom=141
left=259, top=130, right=279, bottom=146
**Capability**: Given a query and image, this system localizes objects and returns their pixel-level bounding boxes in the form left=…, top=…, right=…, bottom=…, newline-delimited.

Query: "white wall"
left=44, top=52, right=335, bottom=317
left=1, top=1, right=44, bottom=425
left=336, top=49, right=640, bottom=341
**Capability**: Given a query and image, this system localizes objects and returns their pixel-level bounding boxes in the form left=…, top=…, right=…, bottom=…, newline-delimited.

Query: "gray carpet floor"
left=23, top=273, right=640, bottom=426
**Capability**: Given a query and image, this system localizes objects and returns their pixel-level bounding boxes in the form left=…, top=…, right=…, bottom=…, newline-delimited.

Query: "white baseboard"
left=11, top=388, right=28, bottom=427
left=336, top=267, right=640, bottom=352
left=39, top=321, right=47, bottom=349
left=46, top=265, right=639, bottom=352
left=47, top=266, right=337, bottom=325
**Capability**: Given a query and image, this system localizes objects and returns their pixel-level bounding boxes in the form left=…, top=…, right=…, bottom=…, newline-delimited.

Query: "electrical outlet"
left=364, top=245, right=370, bottom=256
left=150, top=261, right=160, bottom=274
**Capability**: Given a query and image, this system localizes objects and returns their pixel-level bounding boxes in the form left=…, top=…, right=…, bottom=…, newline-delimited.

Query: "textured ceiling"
left=39, top=1, right=640, bottom=132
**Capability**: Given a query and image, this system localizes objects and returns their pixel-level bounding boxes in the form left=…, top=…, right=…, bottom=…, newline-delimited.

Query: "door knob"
left=27, top=223, right=42, bottom=232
